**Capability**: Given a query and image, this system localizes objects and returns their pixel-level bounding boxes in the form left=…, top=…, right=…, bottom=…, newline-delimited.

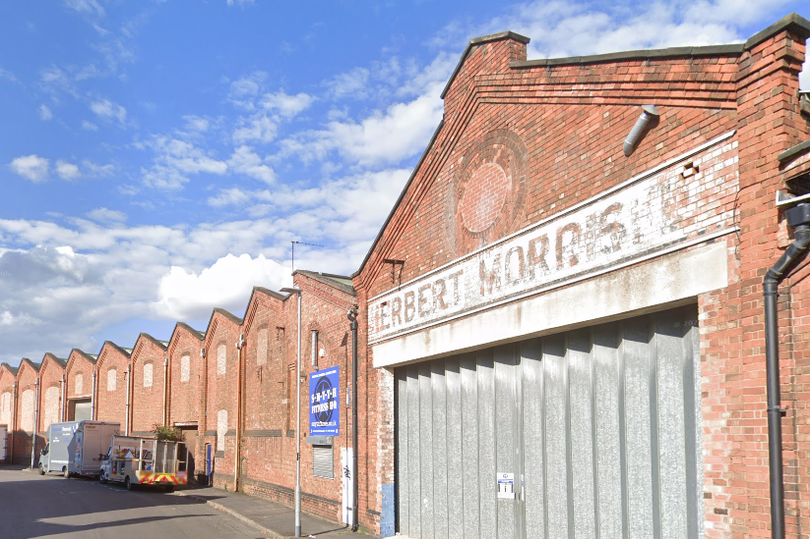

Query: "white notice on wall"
left=497, top=472, right=515, bottom=499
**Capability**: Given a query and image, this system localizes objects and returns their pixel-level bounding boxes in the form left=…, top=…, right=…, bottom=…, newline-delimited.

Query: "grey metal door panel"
left=520, top=339, right=545, bottom=539
left=395, top=305, right=702, bottom=539
left=494, top=347, right=518, bottom=539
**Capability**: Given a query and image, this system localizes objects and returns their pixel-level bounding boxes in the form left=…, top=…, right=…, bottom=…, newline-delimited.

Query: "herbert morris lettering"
left=368, top=135, right=737, bottom=344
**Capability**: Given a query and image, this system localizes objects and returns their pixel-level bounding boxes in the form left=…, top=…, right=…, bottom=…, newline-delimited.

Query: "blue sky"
left=1, top=0, right=807, bottom=367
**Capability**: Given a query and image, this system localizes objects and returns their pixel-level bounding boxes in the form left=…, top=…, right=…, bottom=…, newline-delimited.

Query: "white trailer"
left=39, top=421, right=120, bottom=477
left=0, top=424, right=7, bottom=463
left=100, top=435, right=188, bottom=491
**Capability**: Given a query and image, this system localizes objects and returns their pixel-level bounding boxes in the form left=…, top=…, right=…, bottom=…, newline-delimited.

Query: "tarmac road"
left=0, top=467, right=264, bottom=539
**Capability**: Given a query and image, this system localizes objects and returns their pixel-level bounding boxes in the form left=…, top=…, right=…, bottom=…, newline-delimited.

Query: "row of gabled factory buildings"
left=4, top=12, right=810, bottom=539
left=0, top=269, right=358, bottom=524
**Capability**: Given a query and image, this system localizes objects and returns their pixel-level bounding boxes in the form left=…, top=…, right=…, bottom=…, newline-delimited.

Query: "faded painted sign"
left=369, top=133, right=738, bottom=344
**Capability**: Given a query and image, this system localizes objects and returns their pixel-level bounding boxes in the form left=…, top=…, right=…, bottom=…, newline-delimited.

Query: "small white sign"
left=497, top=472, right=515, bottom=499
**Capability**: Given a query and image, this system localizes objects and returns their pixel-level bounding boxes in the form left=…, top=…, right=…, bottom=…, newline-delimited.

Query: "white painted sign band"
left=369, top=133, right=737, bottom=344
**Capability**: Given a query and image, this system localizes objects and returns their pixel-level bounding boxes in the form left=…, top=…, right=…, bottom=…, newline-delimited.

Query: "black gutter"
left=763, top=202, right=810, bottom=539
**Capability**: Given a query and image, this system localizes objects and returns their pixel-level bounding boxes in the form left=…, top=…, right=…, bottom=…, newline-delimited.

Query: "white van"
left=39, top=421, right=120, bottom=477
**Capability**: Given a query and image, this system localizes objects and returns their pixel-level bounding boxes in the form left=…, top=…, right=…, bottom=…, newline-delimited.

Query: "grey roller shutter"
left=313, top=445, right=334, bottom=479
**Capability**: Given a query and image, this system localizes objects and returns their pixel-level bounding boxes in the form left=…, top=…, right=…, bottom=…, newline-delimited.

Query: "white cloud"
left=55, top=160, right=81, bottom=180
left=208, top=187, right=251, bottom=207
left=326, top=67, right=370, bottom=100
left=233, top=114, right=278, bottom=144
left=82, top=160, right=115, bottom=177
left=228, top=145, right=275, bottom=184
left=228, top=71, right=267, bottom=110
left=183, top=115, right=210, bottom=133
left=65, top=0, right=106, bottom=18
left=40, top=65, right=78, bottom=97
left=295, top=91, right=443, bottom=167
left=139, top=136, right=228, bottom=190
left=82, top=120, right=99, bottom=131
left=90, top=98, right=127, bottom=125
left=9, top=155, right=50, bottom=183
left=260, top=90, right=314, bottom=118
left=226, top=0, right=256, bottom=6
left=86, top=207, right=127, bottom=223
left=0, top=67, right=18, bottom=83
left=39, top=104, right=53, bottom=121
left=154, top=253, right=289, bottom=320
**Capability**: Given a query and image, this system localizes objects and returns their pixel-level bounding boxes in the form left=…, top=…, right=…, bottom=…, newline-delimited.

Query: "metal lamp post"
left=281, top=286, right=303, bottom=538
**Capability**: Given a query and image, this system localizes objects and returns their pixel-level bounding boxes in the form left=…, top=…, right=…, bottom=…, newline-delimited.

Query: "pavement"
left=173, top=484, right=375, bottom=539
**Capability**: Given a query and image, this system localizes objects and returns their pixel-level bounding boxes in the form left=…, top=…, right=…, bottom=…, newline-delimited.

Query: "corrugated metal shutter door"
left=74, top=401, right=92, bottom=422
left=395, top=305, right=702, bottom=539
left=313, top=445, right=334, bottom=479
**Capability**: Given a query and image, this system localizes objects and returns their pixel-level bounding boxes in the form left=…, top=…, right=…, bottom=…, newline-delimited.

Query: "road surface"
left=0, top=467, right=262, bottom=539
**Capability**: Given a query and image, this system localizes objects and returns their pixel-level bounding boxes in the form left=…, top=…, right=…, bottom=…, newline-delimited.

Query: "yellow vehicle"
left=99, top=435, right=187, bottom=491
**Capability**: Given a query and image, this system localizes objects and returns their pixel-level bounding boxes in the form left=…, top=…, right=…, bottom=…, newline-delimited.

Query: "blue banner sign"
left=309, top=366, right=339, bottom=436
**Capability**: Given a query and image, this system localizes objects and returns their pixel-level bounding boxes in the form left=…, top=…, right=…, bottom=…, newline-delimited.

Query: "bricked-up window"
left=0, top=391, right=12, bottom=426
left=216, top=409, right=227, bottom=451
left=217, top=344, right=227, bottom=375
left=44, top=386, right=59, bottom=430
left=75, top=373, right=83, bottom=395
left=257, top=328, right=268, bottom=366
left=180, top=354, right=190, bottom=383
left=107, top=368, right=117, bottom=392
left=21, top=389, right=34, bottom=432
left=143, top=363, right=153, bottom=388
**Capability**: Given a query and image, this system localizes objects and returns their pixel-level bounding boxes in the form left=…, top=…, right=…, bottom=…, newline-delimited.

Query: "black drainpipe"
left=347, top=306, right=359, bottom=533
left=763, top=202, right=810, bottom=539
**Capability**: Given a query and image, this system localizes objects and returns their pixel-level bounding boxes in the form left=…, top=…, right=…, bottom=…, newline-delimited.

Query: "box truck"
left=99, top=435, right=188, bottom=491
left=39, top=421, right=120, bottom=477
left=0, top=424, right=7, bottom=463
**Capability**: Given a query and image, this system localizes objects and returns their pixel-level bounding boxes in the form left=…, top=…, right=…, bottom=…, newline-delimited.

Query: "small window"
left=217, top=410, right=228, bottom=451
left=257, top=328, right=268, bottom=366
left=143, top=363, right=153, bottom=388
left=75, top=373, right=83, bottom=395
left=107, top=368, right=117, bottom=392
left=217, top=344, right=227, bottom=375
left=180, top=354, right=191, bottom=383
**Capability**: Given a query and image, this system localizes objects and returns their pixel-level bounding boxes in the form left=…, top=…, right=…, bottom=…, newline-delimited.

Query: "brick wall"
left=64, top=349, right=95, bottom=421
left=237, top=276, right=356, bottom=523
left=36, top=354, right=65, bottom=435
left=201, top=308, right=243, bottom=491
left=167, top=322, right=205, bottom=476
left=13, top=360, right=40, bottom=465
left=94, top=342, right=130, bottom=428
left=129, top=334, right=168, bottom=436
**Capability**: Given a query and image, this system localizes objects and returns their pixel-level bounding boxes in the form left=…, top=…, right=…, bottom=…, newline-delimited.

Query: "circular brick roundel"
left=446, top=129, right=528, bottom=256
left=458, top=162, right=510, bottom=233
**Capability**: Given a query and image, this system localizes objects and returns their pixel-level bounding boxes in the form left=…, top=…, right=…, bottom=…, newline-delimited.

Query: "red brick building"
left=167, top=322, right=205, bottom=479
left=12, top=359, right=40, bottom=465
left=235, top=287, right=290, bottom=495
left=64, top=348, right=96, bottom=422
left=234, top=274, right=357, bottom=522
left=0, top=363, right=18, bottom=462
left=36, top=353, right=66, bottom=436
left=129, top=334, right=169, bottom=436
left=200, top=308, right=243, bottom=491
left=94, top=341, right=131, bottom=430
left=352, top=13, right=810, bottom=539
